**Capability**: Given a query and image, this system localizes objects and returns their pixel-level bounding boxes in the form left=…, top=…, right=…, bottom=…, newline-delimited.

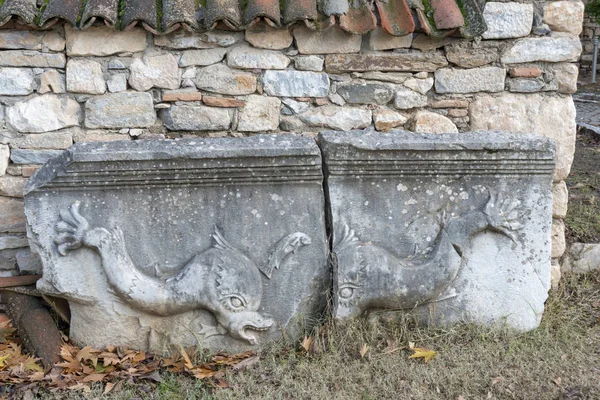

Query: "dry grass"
left=31, top=270, right=600, bottom=400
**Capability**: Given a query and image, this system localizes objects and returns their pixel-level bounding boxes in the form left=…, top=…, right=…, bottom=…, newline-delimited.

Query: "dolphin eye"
left=339, top=287, right=354, bottom=299
left=229, top=296, right=246, bottom=309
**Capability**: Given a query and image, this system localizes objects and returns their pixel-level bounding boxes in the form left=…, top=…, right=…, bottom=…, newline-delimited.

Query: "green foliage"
left=586, top=0, right=600, bottom=25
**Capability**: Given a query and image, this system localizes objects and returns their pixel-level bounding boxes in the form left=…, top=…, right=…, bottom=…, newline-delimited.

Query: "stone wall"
left=0, top=1, right=584, bottom=286
left=581, top=0, right=599, bottom=74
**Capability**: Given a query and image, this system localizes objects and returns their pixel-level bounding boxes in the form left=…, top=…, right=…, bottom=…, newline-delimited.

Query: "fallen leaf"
left=553, top=377, right=562, bottom=386
left=0, top=320, right=16, bottom=343
left=103, top=382, right=115, bottom=395
left=82, top=373, right=106, bottom=383
left=491, top=376, right=505, bottom=386
left=409, top=347, right=436, bottom=363
left=232, top=356, right=259, bottom=371
left=23, top=358, right=43, bottom=372
left=191, top=366, right=216, bottom=380
left=301, top=336, right=313, bottom=352
left=179, top=346, right=194, bottom=370
left=359, top=343, right=369, bottom=359
left=140, top=370, right=162, bottom=382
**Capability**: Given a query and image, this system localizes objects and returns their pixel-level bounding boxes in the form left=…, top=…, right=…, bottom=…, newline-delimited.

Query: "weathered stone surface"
left=0, top=67, right=35, bottom=95
left=430, top=98, right=470, bottom=108
left=195, top=64, right=257, bottom=95
left=319, top=130, right=555, bottom=332
left=551, top=259, right=561, bottom=289
left=470, top=93, right=576, bottom=181
left=0, top=176, right=26, bottom=197
left=238, top=95, right=281, bottom=132
left=294, top=56, right=324, bottom=72
left=227, top=44, right=290, bottom=70
left=0, top=30, right=42, bottom=50
left=24, top=136, right=328, bottom=352
left=85, top=93, right=156, bottom=129
left=373, top=109, right=408, bottom=131
left=6, top=95, right=81, bottom=133
left=107, top=74, right=128, bottom=93
left=162, top=105, right=232, bottom=131
left=263, top=71, right=329, bottom=98
left=299, top=106, right=371, bottom=131
left=294, top=26, right=361, bottom=55
left=445, top=42, right=501, bottom=68
left=482, top=2, right=533, bottom=39
left=66, top=59, right=106, bottom=94
left=65, top=26, right=147, bottom=56
left=42, top=32, right=65, bottom=52
left=411, top=35, right=454, bottom=51
left=410, top=110, right=459, bottom=133
left=403, top=77, right=434, bottom=95
left=326, top=52, right=448, bottom=73
left=563, top=243, right=600, bottom=273
left=368, top=28, right=412, bottom=51
left=548, top=63, right=578, bottom=94
left=507, top=78, right=545, bottom=93
left=0, top=145, right=8, bottom=176
left=552, top=181, right=568, bottom=219
left=544, top=1, right=584, bottom=36
left=202, top=96, right=245, bottom=108
left=394, top=88, right=428, bottom=109
left=11, top=131, right=73, bottom=150
left=359, top=71, right=411, bottom=84
left=245, top=23, right=293, bottom=50
left=509, top=67, right=543, bottom=78
left=501, top=36, right=582, bottom=64
left=281, top=98, right=310, bottom=114
left=0, top=197, right=25, bottom=233
left=435, top=67, right=506, bottom=94
left=551, top=219, right=566, bottom=258
left=39, top=70, right=66, bottom=94
left=155, top=30, right=243, bottom=49
left=447, top=109, right=468, bottom=118
left=0, top=51, right=65, bottom=68
left=336, top=82, right=393, bottom=105
left=11, top=150, right=63, bottom=165
left=16, top=248, right=42, bottom=274
left=162, top=90, right=202, bottom=102
left=0, top=236, right=28, bottom=250
left=72, top=131, right=128, bottom=143
left=179, top=48, right=228, bottom=67
left=129, top=54, right=181, bottom=91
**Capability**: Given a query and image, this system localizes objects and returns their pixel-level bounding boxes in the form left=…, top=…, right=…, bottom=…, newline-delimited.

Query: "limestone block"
left=24, top=136, right=328, bottom=352
left=551, top=259, right=561, bottom=289
left=325, top=52, right=448, bottom=73
left=195, top=64, right=257, bottom=95
left=0, top=30, right=43, bottom=50
left=359, top=72, right=411, bottom=84
left=162, top=105, right=232, bottom=131
left=562, top=243, right=600, bottom=273
left=227, top=44, right=290, bottom=70
left=16, top=248, right=42, bottom=275
left=445, top=42, right=501, bottom=68
left=0, top=51, right=65, bottom=68
left=107, top=74, right=128, bottom=93
left=501, top=36, right=582, bottom=64
left=294, top=56, right=324, bottom=72
left=0, top=236, right=28, bottom=250
left=6, top=95, right=81, bottom=133
left=0, top=145, right=8, bottom=176
left=237, top=95, right=281, bottom=132
left=262, top=71, right=329, bottom=98
left=482, top=2, right=534, bottom=39
left=544, top=1, right=584, bottom=36
left=373, top=109, right=408, bottom=131
left=470, top=93, right=576, bottom=181
left=548, top=63, right=579, bottom=94
left=293, top=25, right=361, bottom=55
left=507, top=78, right=545, bottom=93
left=11, top=150, right=63, bottom=165
left=179, top=48, right=228, bottom=67
left=319, top=130, right=555, bottom=332
left=403, top=77, right=434, bottom=95
left=336, top=82, right=394, bottom=105
left=65, top=26, right=147, bottom=56
left=0, top=197, right=25, bottom=233
left=0, top=68, right=36, bottom=95
left=66, top=59, right=106, bottom=95
left=367, top=28, right=412, bottom=51
left=435, top=67, right=506, bottom=94
left=551, top=219, right=566, bottom=258
left=0, top=176, right=26, bottom=197
left=42, top=31, right=65, bottom=52
left=85, top=92, right=156, bottom=129
left=39, top=70, right=66, bottom=94
left=299, top=106, right=371, bottom=131
left=552, top=181, right=568, bottom=218
left=129, top=54, right=181, bottom=91
left=10, top=131, right=73, bottom=150
left=410, top=110, right=459, bottom=133
left=155, top=30, right=243, bottom=49
left=245, top=23, right=293, bottom=50
left=394, top=88, right=428, bottom=109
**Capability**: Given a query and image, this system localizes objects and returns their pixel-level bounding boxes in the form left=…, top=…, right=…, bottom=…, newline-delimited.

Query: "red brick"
left=509, top=67, right=543, bottom=78
left=202, top=96, right=246, bottom=108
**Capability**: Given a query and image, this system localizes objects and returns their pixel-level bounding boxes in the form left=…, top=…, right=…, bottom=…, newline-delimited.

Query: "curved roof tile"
left=0, top=0, right=486, bottom=37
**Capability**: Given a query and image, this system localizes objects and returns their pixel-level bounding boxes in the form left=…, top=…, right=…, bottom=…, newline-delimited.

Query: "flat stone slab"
left=318, top=130, right=555, bottom=332
left=24, top=136, right=328, bottom=353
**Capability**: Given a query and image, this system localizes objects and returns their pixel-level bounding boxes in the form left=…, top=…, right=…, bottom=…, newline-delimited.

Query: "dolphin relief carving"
left=333, top=190, right=525, bottom=320
left=54, top=202, right=312, bottom=345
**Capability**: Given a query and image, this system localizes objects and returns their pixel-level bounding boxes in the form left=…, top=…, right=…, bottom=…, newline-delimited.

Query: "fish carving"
left=333, top=191, right=525, bottom=320
left=54, top=202, right=312, bottom=345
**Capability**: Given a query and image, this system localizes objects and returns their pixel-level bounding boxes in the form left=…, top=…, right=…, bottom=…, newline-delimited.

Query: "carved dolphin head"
left=333, top=242, right=369, bottom=320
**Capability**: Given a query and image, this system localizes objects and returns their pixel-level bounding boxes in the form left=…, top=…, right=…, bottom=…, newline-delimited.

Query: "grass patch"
left=33, top=271, right=600, bottom=400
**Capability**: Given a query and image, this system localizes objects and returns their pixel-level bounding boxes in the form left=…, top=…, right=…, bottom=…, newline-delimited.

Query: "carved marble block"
left=24, top=136, right=328, bottom=353
left=319, top=131, right=556, bottom=331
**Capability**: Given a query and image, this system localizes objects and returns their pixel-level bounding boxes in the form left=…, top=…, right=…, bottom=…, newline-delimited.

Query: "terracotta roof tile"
left=0, top=0, right=486, bottom=37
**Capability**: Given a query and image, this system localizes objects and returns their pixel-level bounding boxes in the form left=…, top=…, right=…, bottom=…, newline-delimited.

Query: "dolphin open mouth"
left=238, top=319, right=273, bottom=344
